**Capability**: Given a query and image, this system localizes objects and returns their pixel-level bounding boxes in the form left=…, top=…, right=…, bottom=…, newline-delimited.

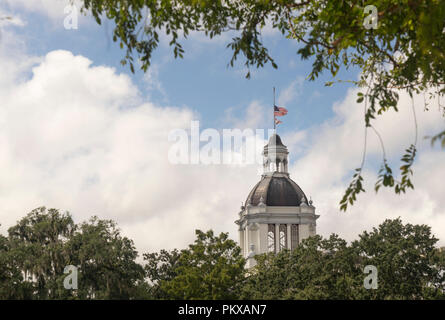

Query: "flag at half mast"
left=273, top=104, right=288, bottom=128
left=272, top=87, right=288, bottom=129
left=274, top=105, right=288, bottom=116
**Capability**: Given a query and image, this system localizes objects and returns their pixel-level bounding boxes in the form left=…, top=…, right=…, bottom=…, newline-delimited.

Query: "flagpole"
left=273, top=87, right=276, bottom=132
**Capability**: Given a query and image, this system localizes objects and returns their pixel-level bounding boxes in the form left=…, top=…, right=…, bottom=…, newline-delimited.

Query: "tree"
left=2, top=207, right=146, bottom=299
left=241, top=219, right=445, bottom=299
left=241, top=235, right=363, bottom=299
left=429, top=247, right=445, bottom=298
left=79, top=0, right=445, bottom=209
left=67, top=217, right=146, bottom=299
left=353, top=218, right=444, bottom=299
left=145, top=230, right=246, bottom=299
left=2, top=211, right=444, bottom=299
left=7, top=207, right=76, bottom=299
left=0, top=228, right=33, bottom=299
left=143, top=248, right=182, bottom=299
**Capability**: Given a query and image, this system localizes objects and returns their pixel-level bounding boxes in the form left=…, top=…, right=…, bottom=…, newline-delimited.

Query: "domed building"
left=235, top=133, right=319, bottom=268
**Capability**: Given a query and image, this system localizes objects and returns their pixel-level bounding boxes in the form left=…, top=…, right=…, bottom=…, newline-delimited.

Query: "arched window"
left=268, top=224, right=275, bottom=253
left=279, top=224, right=287, bottom=250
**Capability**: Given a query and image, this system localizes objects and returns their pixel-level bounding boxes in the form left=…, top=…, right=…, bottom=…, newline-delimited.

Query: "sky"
left=1, top=0, right=444, bottom=255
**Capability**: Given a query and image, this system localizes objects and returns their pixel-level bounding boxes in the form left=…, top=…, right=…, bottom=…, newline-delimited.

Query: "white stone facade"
left=235, top=199, right=319, bottom=268
left=235, top=134, right=319, bottom=268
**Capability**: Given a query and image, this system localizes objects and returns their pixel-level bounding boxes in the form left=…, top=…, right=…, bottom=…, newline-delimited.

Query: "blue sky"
left=16, top=4, right=360, bottom=133
left=1, top=1, right=444, bottom=253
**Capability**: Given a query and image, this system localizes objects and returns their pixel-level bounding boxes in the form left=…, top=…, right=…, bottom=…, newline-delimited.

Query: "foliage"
left=1, top=209, right=444, bottom=299
left=0, top=229, right=33, bottom=299
left=79, top=0, right=445, bottom=209
left=2, top=207, right=146, bottom=299
left=67, top=217, right=146, bottom=299
left=145, top=230, right=246, bottom=299
left=241, top=219, right=445, bottom=299
left=352, top=218, right=444, bottom=299
left=241, top=235, right=363, bottom=299
left=143, top=248, right=181, bottom=299
left=6, top=207, right=76, bottom=299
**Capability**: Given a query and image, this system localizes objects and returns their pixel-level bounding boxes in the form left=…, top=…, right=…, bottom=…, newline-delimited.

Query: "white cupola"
left=235, top=133, right=319, bottom=268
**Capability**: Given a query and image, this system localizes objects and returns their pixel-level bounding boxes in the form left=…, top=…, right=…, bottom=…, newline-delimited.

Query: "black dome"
left=267, top=133, right=285, bottom=147
left=246, top=173, right=308, bottom=207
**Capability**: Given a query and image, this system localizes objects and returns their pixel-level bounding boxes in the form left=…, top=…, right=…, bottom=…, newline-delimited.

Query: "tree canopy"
left=241, top=235, right=363, bottom=299
left=1, top=207, right=146, bottom=299
left=78, top=0, right=445, bottom=209
left=241, top=218, right=445, bottom=299
left=144, top=230, right=246, bottom=299
left=1, top=208, right=444, bottom=299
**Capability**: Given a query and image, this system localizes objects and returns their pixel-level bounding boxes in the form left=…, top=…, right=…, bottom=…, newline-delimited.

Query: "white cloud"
left=278, top=76, right=304, bottom=106
left=0, top=46, right=263, bottom=254
left=287, top=87, right=445, bottom=246
left=0, top=21, right=444, bottom=260
left=3, top=0, right=81, bottom=21
left=224, top=100, right=268, bottom=130
left=141, top=59, right=173, bottom=103
left=0, top=9, right=26, bottom=27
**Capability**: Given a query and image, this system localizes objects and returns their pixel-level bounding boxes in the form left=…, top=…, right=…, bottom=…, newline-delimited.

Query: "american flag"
left=274, top=105, right=288, bottom=116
